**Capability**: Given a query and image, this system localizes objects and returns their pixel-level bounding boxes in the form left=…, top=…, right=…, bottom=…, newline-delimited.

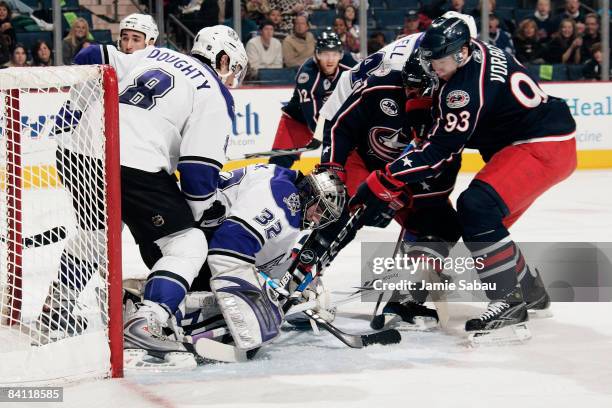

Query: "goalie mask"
left=191, top=25, right=248, bottom=88
left=297, top=170, right=346, bottom=230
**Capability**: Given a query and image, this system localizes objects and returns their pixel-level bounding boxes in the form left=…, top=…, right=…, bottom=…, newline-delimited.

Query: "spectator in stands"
left=368, top=31, right=386, bottom=53
left=447, top=0, right=468, bottom=14
left=514, top=19, right=545, bottom=64
left=544, top=18, right=581, bottom=64
left=332, top=0, right=361, bottom=12
left=0, top=1, right=15, bottom=49
left=400, top=10, right=422, bottom=37
left=246, top=19, right=283, bottom=78
left=580, top=13, right=600, bottom=61
left=582, top=42, right=603, bottom=80
left=226, top=4, right=259, bottom=43
left=343, top=5, right=359, bottom=37
left=62, top=18, right=90, bottom=65
left=197, top=0, right=220, bottom=27
left=304, top=0, right=329, bottom=10
left=0, top=31, right=9, bottom=66
left=533, top=0, right=555, bottom=41
left=282, top=14, right=315, bottom=67
left=4, top=42, right=27, bottom=67
left=484, top=14, right=514, bottom=55
left=268, top=8, right=289, bottom=40
left=472, top=0, right=513, bottom=33
left=333, top=16, right=358, bottom=53
left=554, top=0, right=585, bottom=32
left=246, top=0, right=272, bottom=25
left=31, top=39, right=52, bottom=66
left=270, top=0, right=306, bottom=34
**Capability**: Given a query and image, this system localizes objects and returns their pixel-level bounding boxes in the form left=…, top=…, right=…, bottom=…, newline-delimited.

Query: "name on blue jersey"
left=486, top=44, right=508, bottom=83
left=147, top=49, right=211, bottom=90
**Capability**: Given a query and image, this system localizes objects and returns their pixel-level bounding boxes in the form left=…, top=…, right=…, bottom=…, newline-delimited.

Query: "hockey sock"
left=59, top=251, right=97, bottom=292
left=515, top=246, right=537, bottom=294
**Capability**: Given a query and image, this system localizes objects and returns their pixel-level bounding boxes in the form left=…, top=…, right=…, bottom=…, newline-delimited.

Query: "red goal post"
left=0, top=65, right=123, bottom=384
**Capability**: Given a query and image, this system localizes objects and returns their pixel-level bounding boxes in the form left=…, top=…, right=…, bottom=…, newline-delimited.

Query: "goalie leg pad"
left=211, top=265, right=283, bottom=350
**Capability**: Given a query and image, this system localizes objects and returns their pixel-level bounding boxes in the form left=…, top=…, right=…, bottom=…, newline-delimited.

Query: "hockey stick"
left=1, top=226, right=67, bottom=248
left=259, top=271, right=401, bottom=349
left=370, top=228, right=406, bottom=326
left=226, top=139, right=322, bottom=161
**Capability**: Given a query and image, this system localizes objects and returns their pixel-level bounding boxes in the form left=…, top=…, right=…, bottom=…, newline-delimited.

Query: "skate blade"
left=124, top=348, right=198, bottom=371
left=528, top=308, right=553, bottom=318
left=468, top=323, right=532, bottom=346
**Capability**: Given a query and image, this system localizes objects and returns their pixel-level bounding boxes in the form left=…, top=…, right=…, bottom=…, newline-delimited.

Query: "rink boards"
left=1, top=81, right=610, bottom=189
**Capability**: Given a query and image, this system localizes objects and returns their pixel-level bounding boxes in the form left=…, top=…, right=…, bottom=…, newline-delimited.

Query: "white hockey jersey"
left=74, top=45, right=235, bottom=220
left=207, top=164, right=304, bottom=279
left=318, top=33, right=423, bottom=121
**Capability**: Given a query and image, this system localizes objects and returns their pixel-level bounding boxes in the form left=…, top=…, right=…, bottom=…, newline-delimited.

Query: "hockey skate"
left=525, top=269, right=552, bottom=318
left=371, top=300, right=439, bottom=331
left=123, top=301, right=198, bottom=371
left=34, top=281, right=88, bottom=345
left=466, top=287, right=531, bottom=346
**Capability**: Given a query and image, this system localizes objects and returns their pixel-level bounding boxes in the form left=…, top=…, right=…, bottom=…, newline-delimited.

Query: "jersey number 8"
left=120, top=68, right=175, bottom=110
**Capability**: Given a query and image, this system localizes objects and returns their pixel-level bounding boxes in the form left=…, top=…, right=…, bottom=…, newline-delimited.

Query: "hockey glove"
left=315, top=162, right=347, bottom=184
left=349, top=170, right=408, bottom=228
left=54, top=101, right=83, bottom=134
left=198, top=200, right=227, bottom=231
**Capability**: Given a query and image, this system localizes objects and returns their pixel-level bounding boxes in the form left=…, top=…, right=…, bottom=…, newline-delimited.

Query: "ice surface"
left=26, top=171, right=612, bottom=407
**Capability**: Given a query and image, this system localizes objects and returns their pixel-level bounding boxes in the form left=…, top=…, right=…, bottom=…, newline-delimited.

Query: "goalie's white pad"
left=210, top=264, right=283, bottom=350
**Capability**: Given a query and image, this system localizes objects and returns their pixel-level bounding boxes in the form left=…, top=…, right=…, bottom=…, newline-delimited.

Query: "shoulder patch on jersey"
left=283, top=192, right=301, bottom=216
left=446, top=90, right=470, bottom=109
left=472, top=49, right=482, bottom=63
left=298, top=72, right=310, bottom=84
left=372, top=64, right=392, bottom=77
left=380, top=98, right=399, bottom=116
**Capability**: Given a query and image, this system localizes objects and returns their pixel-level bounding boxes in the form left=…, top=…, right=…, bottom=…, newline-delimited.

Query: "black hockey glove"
left=198, top=200, right=227, bottom=231
left=349, top=170, right=409, bottom=228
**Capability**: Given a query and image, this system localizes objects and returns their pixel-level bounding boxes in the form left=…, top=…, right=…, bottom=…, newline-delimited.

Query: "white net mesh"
left=0, top=66, right=120, bottom=385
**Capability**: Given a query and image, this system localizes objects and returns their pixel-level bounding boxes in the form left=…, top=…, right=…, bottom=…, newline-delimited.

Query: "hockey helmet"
left=119, top=13, right=159, bottom=45
left=315, top=31, right=343, bottom=56
left=191, top=25, right=248, bottom=88
left=297, top=169, right=346, bottom=230
left=401, top=48, right=433, bottom=96
left=419, top=17, right=471, bottom=75
left=441, top=11, right=478, bottom=39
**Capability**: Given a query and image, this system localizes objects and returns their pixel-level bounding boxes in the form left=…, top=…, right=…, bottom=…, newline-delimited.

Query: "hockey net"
left=0, top=66, right=122, bottom=385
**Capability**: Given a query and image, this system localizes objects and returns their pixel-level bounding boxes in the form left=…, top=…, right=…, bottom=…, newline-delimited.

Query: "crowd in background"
left=185, top=0, right=608, bottom=81
left=0, top=0, right=609, bottom=81
left=0, top=0, right=92, bottom=68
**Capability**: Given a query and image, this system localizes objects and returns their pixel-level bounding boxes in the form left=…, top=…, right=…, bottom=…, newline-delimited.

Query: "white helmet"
left=119, top=13, right=159, bottom=45
left=441, top=11, right=478, bottom=38
left=191, top=25, right=248, bottom=88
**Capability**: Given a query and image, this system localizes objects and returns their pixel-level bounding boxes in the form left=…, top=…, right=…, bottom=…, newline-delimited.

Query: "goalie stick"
left=259, top=271, right=401, bottom=349
left=1, top=226, right=67, bottom=248
left=226, top=139, right=322, bottom=161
